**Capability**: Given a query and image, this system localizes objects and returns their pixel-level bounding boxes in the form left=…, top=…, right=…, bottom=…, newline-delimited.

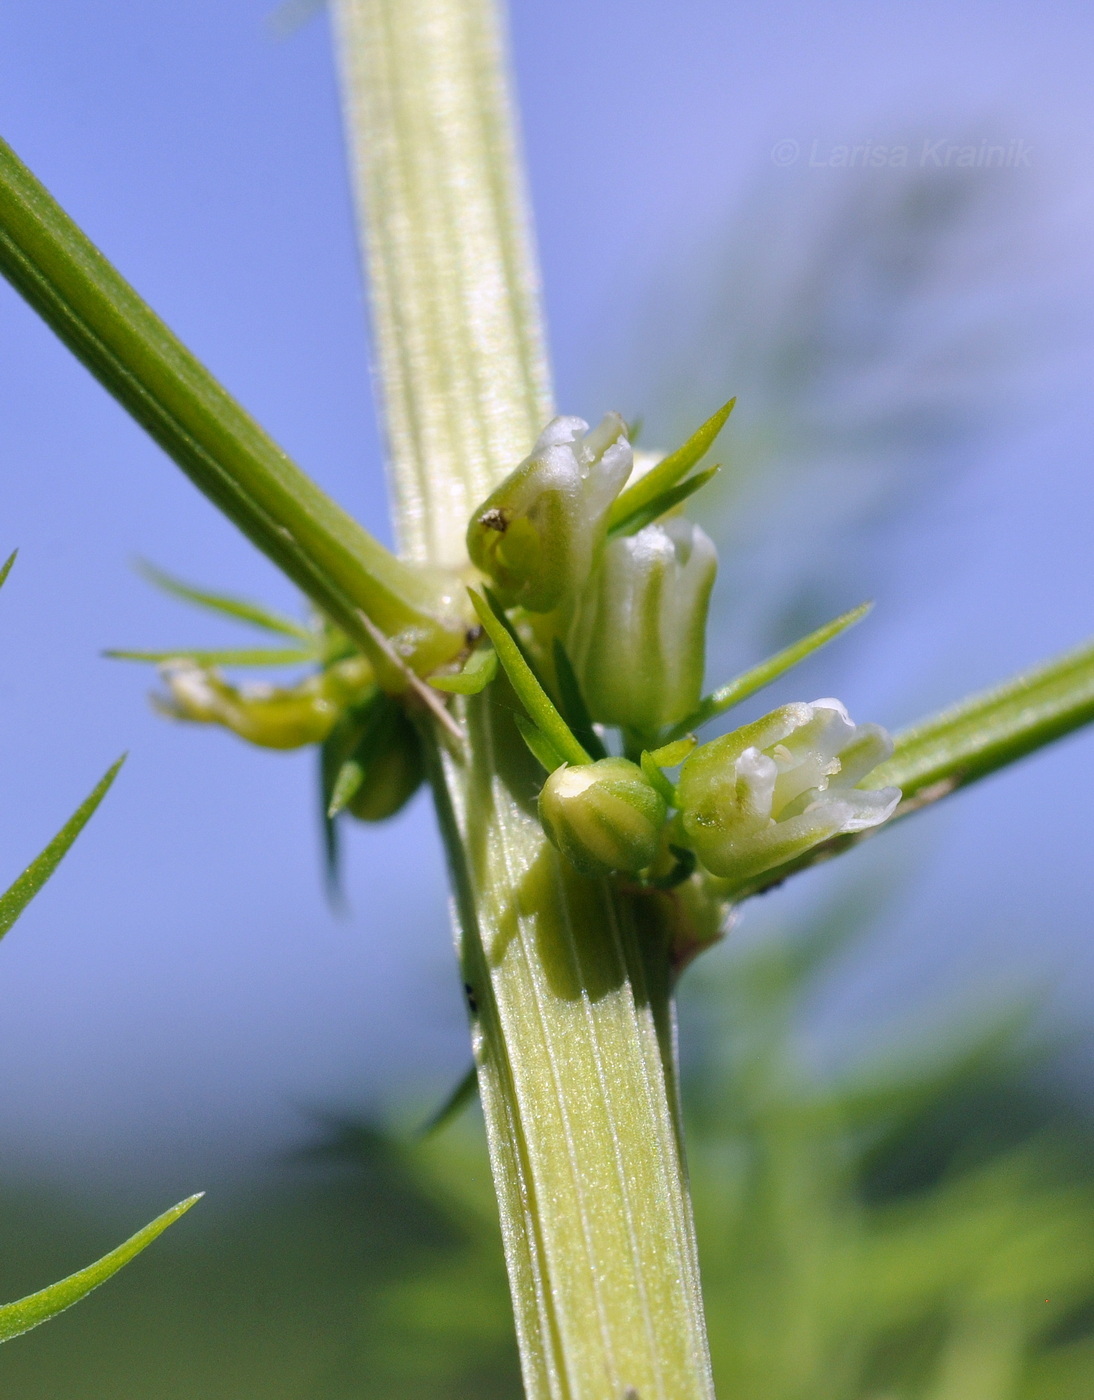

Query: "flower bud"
left=345, top=708, right=424, bottom=822
left=568, top=518, right=717, bottom=735
left=156, top=655, right=373, bottom=751
left=676, top=698, right=901, bottom=884
left=466, top=413, right=632, bottom=612
left=538, top=757, right=667, bottom=877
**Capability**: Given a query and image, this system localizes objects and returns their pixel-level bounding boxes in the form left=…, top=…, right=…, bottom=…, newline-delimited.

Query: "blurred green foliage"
left=1, top=881, right=1092, bottom=1398
left=685, top=889, right=1094, bottom=1400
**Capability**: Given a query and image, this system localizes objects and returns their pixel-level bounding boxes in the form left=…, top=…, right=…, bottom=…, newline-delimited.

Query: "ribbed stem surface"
left=333, top=0, right=551, bottom=566
left=331, top=1, right=716, bottom=1396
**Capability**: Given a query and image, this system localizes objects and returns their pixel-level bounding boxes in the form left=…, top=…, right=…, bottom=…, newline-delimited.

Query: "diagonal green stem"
left=0, top=137, right=465, bottom=673
left=332, top=1, right=715, bottom=1395
left=864, top=635, right=1094, bottom=799
left=727, top=635, right=1094, bottom=901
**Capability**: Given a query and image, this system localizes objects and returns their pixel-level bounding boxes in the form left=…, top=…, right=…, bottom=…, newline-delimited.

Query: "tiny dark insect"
left=479, top=507, right=509, bottom=532
left=464, top=981, right=478, bottom=1015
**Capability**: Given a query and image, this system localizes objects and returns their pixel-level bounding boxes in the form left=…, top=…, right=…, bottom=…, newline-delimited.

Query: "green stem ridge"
left=7, top=0, right=1093, bottom=1390
left=0, top=137, right=465, bottom=673
left=332, top=0, right=552, bottom=566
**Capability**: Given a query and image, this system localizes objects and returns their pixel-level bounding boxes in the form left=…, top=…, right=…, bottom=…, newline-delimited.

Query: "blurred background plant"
left=2, top=870, right=1094, bottom=1399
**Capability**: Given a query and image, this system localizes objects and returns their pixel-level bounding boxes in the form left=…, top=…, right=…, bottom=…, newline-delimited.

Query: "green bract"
left=569, top=518, right=717, bottom=735
left=538, top=757, right=667, bottom=877
left=466, top=413, right=632, bottom=612
left=677, top=699, right=901, bottom=885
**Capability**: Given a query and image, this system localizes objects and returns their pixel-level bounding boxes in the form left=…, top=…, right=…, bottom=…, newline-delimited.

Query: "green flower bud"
left=345, top=707, right=424, bottom=822
left=538, top=757, right=667, bottom=877
left=156, top=655, right=373, bottom=751
left=466, top=413, right=632, bottom=612
left=676, top=698, right=901, bottom=885
left=568, top=518, right=717, bottom=735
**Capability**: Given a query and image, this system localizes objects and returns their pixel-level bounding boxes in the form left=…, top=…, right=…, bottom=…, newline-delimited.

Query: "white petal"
left=805, top=786, right=901, bottom=832
left=831, top=723, right=895, bottom=787
left=733, top=746, right=778, bottom=822
left=535, top=415, right=588, bottom=449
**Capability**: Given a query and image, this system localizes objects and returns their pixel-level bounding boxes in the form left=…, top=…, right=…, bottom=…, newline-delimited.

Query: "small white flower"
left=677, top=698, right=901, bottom=883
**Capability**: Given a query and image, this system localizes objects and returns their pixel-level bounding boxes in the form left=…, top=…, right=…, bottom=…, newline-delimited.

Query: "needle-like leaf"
left=0, top=758, right=124, bottom=943
left=0, top=138, right=464, bottom=672
left=0, top=550, right=16, bottom=591
left=607, top=466, right=720, bottom=539
left=105, top=648, right=317, bottom=667
left=418, top=1064, right=479, bottom=1138
left=513, top=713, right=568, bottom=773
left=663, top=601, right=873, bottom=742
left=607, top=399, right=735, bottom=532
left=468, top=589, right=590, bottom=767
left=640, top=750, right=678, bottom=805
left=428, top=643, right=499, bottom=694
left=0, top=1194, right=202, bottom=1343
left=134, top=560, right=313, bottom=639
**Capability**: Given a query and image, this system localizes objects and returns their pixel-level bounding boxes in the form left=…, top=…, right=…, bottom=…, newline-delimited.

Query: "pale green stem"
left=331, top=1, right=715, bottom=1395
left=332, top=0, right=551, bottom=567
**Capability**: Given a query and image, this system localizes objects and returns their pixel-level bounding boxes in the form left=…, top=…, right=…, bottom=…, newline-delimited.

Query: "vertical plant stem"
left=332, top=2, right=715, bottom=1395
left=333, top=0, right=551, bottom=567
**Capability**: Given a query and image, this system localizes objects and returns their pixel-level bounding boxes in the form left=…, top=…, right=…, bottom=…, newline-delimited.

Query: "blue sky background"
left=0, top=0, right=1092, bottom=1199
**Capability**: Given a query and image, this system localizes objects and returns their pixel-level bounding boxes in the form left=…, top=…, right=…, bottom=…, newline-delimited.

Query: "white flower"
left=677, top=698, right=901, bottom=884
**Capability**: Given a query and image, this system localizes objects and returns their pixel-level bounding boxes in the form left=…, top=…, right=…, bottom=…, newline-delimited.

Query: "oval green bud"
left=676, top=698, right=901, bottom=884
left=568, top=518, right=717, bottom=735
left=346, top=707, right=424, bottom=822
left=467, top=414, right=632, bottom=612
left=538, top=757, right=667, bottom=877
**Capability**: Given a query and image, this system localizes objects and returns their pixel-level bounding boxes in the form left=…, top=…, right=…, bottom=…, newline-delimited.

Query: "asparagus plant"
left=1, top=0, right=1093, bottom=1394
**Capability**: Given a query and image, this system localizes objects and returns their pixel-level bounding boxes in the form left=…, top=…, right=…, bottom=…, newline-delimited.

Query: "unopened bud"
left=539, top=757, right=667, bottom=877
left=676, top=698, right=901, bottom=884
left=466, top=414, right=632, bottom=612
left=569, top=518, right=716, bottom=735
left=345, top=707, right=424, bottom=822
